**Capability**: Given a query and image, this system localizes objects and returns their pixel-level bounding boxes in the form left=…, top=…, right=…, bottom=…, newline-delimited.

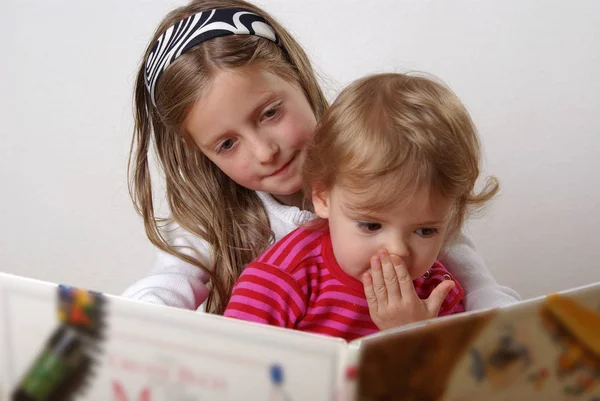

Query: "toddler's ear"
left=311, top=186, right=330, bottom=219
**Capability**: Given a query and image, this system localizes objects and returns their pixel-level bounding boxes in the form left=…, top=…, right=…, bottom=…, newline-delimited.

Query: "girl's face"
left=184, top=65, right=317, bottom=205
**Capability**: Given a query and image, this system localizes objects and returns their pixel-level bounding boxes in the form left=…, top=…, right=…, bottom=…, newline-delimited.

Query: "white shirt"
left=122, top=192, right=520, bottom=311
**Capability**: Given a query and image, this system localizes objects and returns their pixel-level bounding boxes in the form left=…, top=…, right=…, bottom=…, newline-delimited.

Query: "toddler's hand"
left=362, top=249, right=455, bottom=331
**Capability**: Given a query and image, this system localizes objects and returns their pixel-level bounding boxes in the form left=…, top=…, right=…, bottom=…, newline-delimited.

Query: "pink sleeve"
left=224, top=262, right=307, bottom=328
left=413, top=261, right=465, bottom=316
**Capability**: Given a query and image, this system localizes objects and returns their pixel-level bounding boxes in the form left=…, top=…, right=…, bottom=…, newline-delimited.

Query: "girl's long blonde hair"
left=129, top=0, right=328, bottom=314
left=304, top=73, right=499, bottom=239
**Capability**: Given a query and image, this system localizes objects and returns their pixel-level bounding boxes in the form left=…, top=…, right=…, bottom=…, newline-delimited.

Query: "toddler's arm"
left=224, top=262, right=306, bottom=328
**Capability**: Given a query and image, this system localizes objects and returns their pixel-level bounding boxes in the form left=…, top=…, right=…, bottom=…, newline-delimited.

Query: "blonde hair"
left=129, top=0, right=328, bottom=314
left=303, top=73, right=499, bottom=239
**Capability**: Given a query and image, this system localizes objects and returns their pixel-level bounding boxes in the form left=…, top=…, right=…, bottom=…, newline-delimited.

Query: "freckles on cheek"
left=287, top=119, right=314, bottom=147
left=239, top=160, right=260, bottom=183
left=219, top=159, right=243, bottom=181
left=240, top=160, right=256, bottom=178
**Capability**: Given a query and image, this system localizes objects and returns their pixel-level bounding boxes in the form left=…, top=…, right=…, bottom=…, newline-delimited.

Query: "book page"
left=352, top=283, right=600, bottom=400
left=0, top=273, right=58, bottom=397
left=1, top=273, right=348, bottom=401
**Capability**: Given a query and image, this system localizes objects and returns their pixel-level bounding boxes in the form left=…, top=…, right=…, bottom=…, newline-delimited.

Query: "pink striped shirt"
left=224, top=227, right=465, bottom=341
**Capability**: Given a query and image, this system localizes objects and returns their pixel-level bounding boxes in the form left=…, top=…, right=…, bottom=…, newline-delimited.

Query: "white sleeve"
left=439, top=232, right=520, bottom=311
left=121, top=223, right=211, bottom=311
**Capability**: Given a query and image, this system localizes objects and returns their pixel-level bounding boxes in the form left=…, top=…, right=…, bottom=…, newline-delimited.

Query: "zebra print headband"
left=144, top=8, right=280, bottom=107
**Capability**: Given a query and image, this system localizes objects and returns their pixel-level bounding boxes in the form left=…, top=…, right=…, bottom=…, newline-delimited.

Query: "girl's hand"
left=362, top=249, right=455, bottom=331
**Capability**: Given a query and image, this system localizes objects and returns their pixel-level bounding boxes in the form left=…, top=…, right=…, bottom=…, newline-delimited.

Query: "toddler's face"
left=314, top=185, right=454, bottom=280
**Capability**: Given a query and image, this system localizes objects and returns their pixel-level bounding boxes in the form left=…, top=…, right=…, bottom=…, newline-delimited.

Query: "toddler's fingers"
left=362, top=272, right=378, bottom=314
left=380, top=250, right=402, bottom=301
left=370, top=255, right=388, bottom=305
left=390, top=254, right=417, bottom=301
left=425, top=280, right=455, bottom=315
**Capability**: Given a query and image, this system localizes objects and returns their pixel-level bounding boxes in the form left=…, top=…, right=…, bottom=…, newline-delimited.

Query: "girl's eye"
left=216, top=138, right=236, bottom=154
left=260, top=103, right=281, bottom=122
left=415, top=228, right=438, bottom=238
left=357, top=222, right=382, bottom=233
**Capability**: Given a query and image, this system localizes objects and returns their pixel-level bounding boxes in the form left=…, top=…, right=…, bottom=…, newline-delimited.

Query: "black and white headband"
left=144, top=8, right=280, bottom=107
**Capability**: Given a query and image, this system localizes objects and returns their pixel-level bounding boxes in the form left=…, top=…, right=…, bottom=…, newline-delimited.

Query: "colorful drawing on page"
left=57, top=285, right=106, bottom=336
left=539, top=294, right=600, bottom=396
left=339, top=365, right=359, bottom=401
left=468, top=324, right=531, bottom=389
left=526, top=367, right=550, bottom=391
left=112, top=381, right=151, bottom=401
left=345, top=365, right=359, bottom=381
left=11, top=326, right=90, bottom=401
left=356, top=311, right=495, bottom=401
left=269, top=364, right=293, bottom=401
left=11, top=285, right=107, bottom=401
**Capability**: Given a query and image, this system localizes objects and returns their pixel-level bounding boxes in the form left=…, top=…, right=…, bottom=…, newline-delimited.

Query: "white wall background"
left=1, top=0, right=598, bottom=300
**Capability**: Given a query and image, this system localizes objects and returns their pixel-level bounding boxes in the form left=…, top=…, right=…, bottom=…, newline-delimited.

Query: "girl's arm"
left=439, top=232, right=520, bottom=311
left=121, top=223, right=211, bottom=311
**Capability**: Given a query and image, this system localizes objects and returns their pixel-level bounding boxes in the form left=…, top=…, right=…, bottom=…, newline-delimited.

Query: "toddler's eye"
left=357, top=222, right=382, bottom=232
left=415, top=228, right=438, bottom=238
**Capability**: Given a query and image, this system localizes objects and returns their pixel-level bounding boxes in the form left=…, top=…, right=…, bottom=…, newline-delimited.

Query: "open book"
left=1, top=272, right=599, bottom=400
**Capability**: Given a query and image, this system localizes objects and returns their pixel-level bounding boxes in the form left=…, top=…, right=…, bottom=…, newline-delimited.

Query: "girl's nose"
left=252, top=135, right=279, bottom=164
